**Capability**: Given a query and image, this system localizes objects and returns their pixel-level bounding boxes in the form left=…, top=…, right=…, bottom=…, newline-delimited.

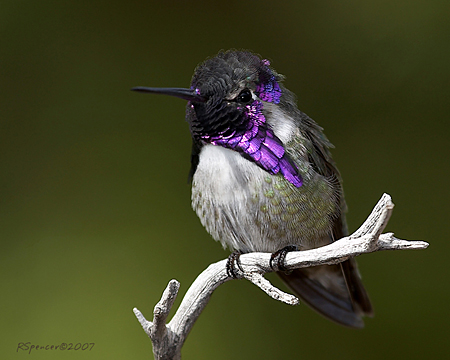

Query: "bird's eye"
left=236, top=89, right=253, bottom=103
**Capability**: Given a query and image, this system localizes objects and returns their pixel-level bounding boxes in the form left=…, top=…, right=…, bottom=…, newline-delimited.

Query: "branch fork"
left=133, top=193, right=428, bottom=360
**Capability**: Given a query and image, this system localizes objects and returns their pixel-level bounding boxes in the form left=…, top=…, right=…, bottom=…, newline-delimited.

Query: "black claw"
left=226, top=250, right=244, bottom=278
left=270, top=245, right=299, bottom=272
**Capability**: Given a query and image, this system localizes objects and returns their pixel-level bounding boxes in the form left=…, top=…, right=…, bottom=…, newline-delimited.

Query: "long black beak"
left=131, top=86, right=206, bottom=103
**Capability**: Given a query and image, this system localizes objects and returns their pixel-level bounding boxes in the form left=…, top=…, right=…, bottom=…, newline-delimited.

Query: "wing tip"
left=278, top=267, right=372, bottom=329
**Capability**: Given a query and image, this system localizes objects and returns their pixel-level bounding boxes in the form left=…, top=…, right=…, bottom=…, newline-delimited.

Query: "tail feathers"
left=277, top=260, right=373, bottom=328
left=341, top=259, right=373, bottom=316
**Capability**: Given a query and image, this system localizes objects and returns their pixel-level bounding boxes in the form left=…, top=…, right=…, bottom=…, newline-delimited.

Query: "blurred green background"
left=1, top=0, right=448, bottom=359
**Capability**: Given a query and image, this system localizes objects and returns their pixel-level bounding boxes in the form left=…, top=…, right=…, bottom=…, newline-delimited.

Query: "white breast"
left=192, top=145, right=260, bottom=201
left=191, top=145, right=268, bottom=252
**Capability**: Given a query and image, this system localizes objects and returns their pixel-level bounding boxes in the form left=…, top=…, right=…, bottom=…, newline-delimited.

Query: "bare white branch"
left=243, top=271, right=299, bottom=305
left=134, top=193, right=428, bottom=360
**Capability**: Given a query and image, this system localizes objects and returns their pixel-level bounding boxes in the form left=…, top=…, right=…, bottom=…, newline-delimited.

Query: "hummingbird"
left=133, top=50, right=373, bottom=328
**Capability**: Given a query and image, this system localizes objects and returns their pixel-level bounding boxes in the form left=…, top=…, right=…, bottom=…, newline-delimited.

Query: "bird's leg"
left=270, top=245, right=299, bottom=272
left=226, top=250, right=244, bottom=278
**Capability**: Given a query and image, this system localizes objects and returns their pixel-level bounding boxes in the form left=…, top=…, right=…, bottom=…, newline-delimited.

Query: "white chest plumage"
left=191, top=141, right=337, bottom=253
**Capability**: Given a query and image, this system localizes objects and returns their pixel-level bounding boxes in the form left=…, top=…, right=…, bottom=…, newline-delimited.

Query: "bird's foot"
left=270, top=245, right=298, bottom=272
left=226, top=250, right=244, bottom=279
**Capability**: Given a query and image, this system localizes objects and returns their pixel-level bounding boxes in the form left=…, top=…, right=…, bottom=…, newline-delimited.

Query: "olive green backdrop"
left=1, top=1, right=448, bottom=359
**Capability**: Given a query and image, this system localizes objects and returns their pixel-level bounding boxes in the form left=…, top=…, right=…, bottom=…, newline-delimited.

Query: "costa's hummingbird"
left=133, top=50, right=373, bottom=328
